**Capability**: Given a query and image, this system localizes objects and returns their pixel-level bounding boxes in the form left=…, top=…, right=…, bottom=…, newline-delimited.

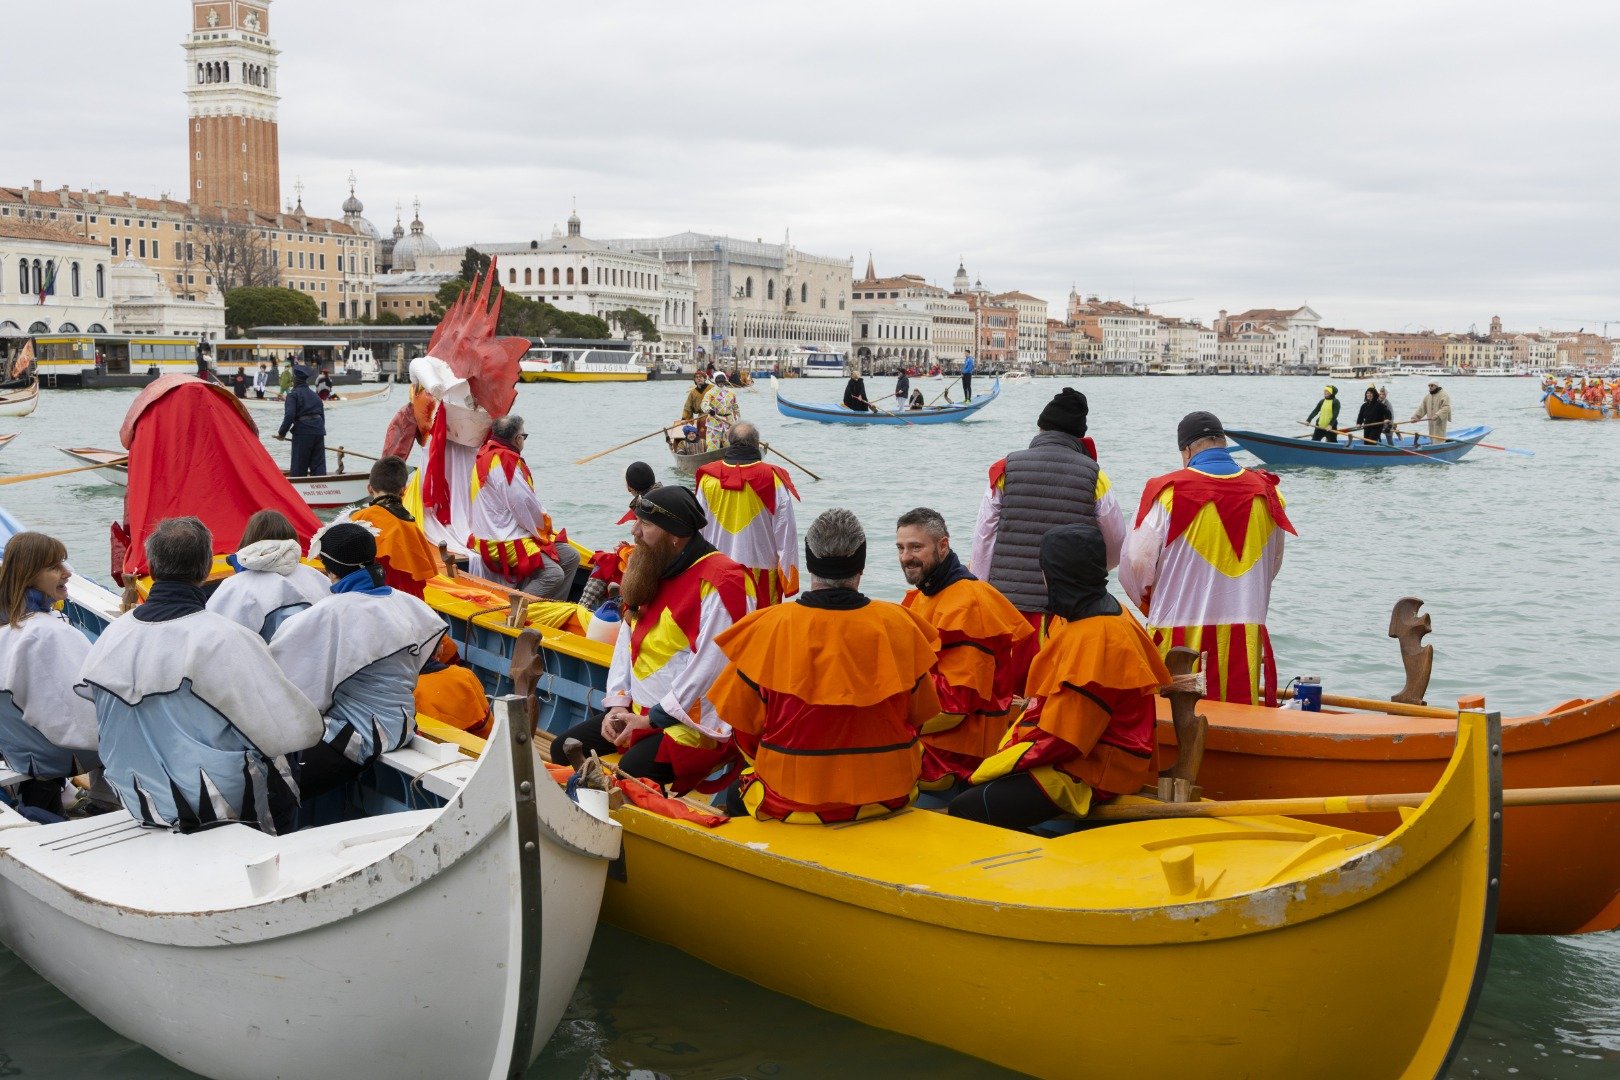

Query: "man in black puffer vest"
left=970, top=388, right=1126, bottom=625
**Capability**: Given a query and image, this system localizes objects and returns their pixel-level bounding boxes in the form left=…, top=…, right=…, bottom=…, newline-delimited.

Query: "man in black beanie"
left=551, top=484, right=756, bottom=796
left=970, top=387, right=1126, bottom=636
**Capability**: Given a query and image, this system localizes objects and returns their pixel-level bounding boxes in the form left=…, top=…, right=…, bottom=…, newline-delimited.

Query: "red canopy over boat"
left=116, top=375, right=319, bottom=579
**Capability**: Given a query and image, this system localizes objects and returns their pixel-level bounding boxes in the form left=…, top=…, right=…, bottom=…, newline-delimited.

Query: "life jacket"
left=710, top=598, right=941, bottom=821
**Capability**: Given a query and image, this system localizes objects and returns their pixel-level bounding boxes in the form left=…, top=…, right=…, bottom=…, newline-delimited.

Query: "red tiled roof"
left=0, top=217, right=102, bottom=246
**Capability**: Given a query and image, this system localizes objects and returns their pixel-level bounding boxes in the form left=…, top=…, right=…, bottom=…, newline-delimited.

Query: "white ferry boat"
left=794, top=346, right=849, bottom=378
left=519, top=342, right=647, bottom=383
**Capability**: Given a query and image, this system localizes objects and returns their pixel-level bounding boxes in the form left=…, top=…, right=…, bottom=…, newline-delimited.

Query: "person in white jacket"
left=0, top=532, right=99, bottom=821
left=206, top=509, right=330, bottom=641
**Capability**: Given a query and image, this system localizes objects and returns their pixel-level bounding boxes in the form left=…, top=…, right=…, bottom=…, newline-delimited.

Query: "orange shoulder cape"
left=1027, top=609, right=1169, bottom=699
left=903, top=577, right=1033, bottom=644
left=352, top=505, right=443, bottom=585
left=716, top=599, right=939, bottom=707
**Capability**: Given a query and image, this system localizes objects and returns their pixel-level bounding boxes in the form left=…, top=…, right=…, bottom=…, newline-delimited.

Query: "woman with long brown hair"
left=0, top=531, right=100, bottom=820
left=204, top=508, right=330, bottom=642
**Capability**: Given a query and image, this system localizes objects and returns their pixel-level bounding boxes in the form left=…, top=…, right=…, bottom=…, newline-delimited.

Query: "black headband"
left=806, top=541, right=867, bottom=580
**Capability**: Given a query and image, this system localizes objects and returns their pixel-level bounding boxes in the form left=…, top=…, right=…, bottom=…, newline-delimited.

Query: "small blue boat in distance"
left=1226, top=425, right=1491, bottom=468
left=773, top=377, right=1001, bottom=425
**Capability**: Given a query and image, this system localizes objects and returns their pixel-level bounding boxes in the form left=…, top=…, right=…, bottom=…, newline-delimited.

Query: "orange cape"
left=716, top=599, right=939, bottom=707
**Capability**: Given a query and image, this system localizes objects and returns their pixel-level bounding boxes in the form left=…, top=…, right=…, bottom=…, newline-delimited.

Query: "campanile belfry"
left=183, top=1, right=281, bottom=214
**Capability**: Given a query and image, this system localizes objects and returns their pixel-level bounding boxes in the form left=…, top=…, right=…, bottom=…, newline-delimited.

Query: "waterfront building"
left=2, top=2, right=376, bottom=326
left=1374, top=331, right=1446, bottom=369
left=0, top=219, right=114, bottom=337
left=1348, top=329, right=1384, bottom=372
left=851, top=302, right=931, bottom=372
left=1444, top=334, right=1497, bottom=373
left=1552, top=332, right=1612, bottom=371
left=375, top=270, right=457, bottom=323
left=960, top=281, right=1017, bottom=370
left=991, top=291, right=1049, bottom=368
left=607, top=232, right=851, bottom=368
left=419, top=208, right=697, bottom=367
left=1318, top=328, right=1355, bottom=373
left=849, top=258, right=972, bottom=364
left=1045, top=318, right=1072, bottom=367
left=1162, top=317, right=1219, bottom=372
left=108, top=259, right=225, bottom=340
left=1067, top=292, right=1161, bottom=374
left=1215, top=306, right=1321, bottom=373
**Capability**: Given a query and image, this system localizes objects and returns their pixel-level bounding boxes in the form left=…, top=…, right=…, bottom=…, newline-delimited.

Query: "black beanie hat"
left=633, top=485, right=706, bottom=538
left=1177, top=410, right=1225, bottom=449
left=1037, top=388, right=1088, bottom=437
left=316, top=522, right=380, bottom=583
left=625, top=461, right=656, bottom=495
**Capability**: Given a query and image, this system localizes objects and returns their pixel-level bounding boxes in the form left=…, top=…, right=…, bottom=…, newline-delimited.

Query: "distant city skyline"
left=10, top=0, right=1620, bottom=334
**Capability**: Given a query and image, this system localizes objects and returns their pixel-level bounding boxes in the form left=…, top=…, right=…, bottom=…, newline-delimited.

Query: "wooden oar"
left=0, top=458, right=127, bottom=486
left=1386, top=420, right=1535, bottom=459
left=854, top=397, right=916, bottom=425
left=763, top=442, right=821, bottom=482
left=333, top=445, right=383, bottom=463
left=1278, top=687, right=1459, bottom=719
left=1293, top=421, right=1458, bottom=466
left=1090, top=783, right=1620, bottom=822
left=574, top=426, right=669, bottom=466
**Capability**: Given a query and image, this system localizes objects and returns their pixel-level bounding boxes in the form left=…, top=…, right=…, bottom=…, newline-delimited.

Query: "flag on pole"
left=36, top=260, right=57, bottom=304
left=11, top=339, right=34, bottom=381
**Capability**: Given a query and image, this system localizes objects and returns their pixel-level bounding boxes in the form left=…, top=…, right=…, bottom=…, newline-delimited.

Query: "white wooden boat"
left=240, top=383, right=394, bottom=410
left=0, top=433, right=16, bottom=453
left=59, top=447, right=371, bottom=509
left=0, top=380, right=39, bottom=418
left=0, top=697, right=621, bottom=1080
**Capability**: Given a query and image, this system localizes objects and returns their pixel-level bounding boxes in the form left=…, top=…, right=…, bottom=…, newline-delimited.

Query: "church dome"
left=340, top=174, right=379, bottom=238
left=391, top=199, right=440, bottom=271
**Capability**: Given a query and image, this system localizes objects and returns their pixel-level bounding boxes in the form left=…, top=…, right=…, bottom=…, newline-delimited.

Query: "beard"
left=619, top=535, right=681, bottom=614
left=899, top=549, right=940, bottom=587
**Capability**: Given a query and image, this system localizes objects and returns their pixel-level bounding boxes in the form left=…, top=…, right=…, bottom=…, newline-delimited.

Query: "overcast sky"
left=12, top=1, right=1620, bottom=333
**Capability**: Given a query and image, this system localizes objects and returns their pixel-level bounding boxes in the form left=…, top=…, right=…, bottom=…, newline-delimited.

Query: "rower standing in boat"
left=1352, top=386, right=1393, bottom=446
left=1306, top=385, right=1341, bottom=442
left=702, top=372, right=740, bottom=451
left=961, top=353, right=976, bottom=401
left=895, top=369, right=910, bottom=406
left=231, top=367, right=250, bottom=399
left=81, top=517, right=320, bottom=835
left=465, top=416, right=580, bottom=601
left=1120, top=411, right=1295, bottom=706
left=709, top=508, right=943, bottom=824
left=551, top=486, right=755, bottom=795
left=681, top=370, right=710, bottom=445
left=950, top=523, right=1170, bottom=830
left=349, top=456, right=443, bottom=599
left=252, top=363, right=269, bottom=400
left=0, top=532, right=100, bottom=823
left=971, top=388, right=1125, bottom=634
left=1410, top=380, right=1452, bottom=443
left=275, top=367, right=327, bottom=478
left=895, top=508, right=1032, bottom=791
left=843, top=370, right=871, bottom=412
left=1378, top=386, right=1396, bottom=443
left=205, top=509, right=331, bottom=642
left=694, top=423, right=801, bottom=606
left=270, top=522, right=445, bottom=803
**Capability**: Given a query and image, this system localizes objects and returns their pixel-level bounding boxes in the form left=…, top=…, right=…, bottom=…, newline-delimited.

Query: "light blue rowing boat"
left=773, top=377, right=1000, bottom=425
left=1226, top=425, right=1491, bottom=468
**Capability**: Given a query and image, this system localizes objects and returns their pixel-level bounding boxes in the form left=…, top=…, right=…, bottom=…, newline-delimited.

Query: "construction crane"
left=1134, top=297, right=1194, bottom=311
left=1547, top=317, right=1620, bottom=337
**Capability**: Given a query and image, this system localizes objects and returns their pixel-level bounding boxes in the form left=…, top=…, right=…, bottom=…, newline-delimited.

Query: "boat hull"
left=59, top=448, right=369, bottom=509
left=1227, top=426, right=1488, bottom=467
left=773, top=377, right=1001, bottom=425
left=0, top=384, right=39, bottom=417
left=1159, top=691, right=1620, bottom=934
left=0, top=702, right=619, bottom=1080
left=1544, top=393, right=1613, bottom=420
left=239, top=384, right=394, bottom=410
left=521, top=371, right=648, bottom=383
left=600, top=710, right=1498, bottom=1080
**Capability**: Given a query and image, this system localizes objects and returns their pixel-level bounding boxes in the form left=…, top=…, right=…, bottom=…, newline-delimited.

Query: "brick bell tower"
left=184, top=1, right=281, bottom=215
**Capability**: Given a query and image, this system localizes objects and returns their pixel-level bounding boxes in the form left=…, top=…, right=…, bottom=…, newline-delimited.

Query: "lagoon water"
left=0, top=375, right=1615, bottom=1077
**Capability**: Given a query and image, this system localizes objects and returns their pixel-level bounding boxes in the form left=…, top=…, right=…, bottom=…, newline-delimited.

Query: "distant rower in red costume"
left=1120, top=411, right=1295, bottom=706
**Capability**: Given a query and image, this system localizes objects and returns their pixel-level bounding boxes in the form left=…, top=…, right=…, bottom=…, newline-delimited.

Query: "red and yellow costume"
left=694, top=457, right=800, bottom=606
left=709, top=596, right=941, bottom=823
left=465, top=438, right=566, bottom=583
left=902, top=572, right=1033, bottom=785
left=414, top=638, right=491, bottom=738
left=970, top=610, right=1170, bottom=814
left=603, top=546, right=755, bottom=793
left=350, top=500, right=443, bottom=599
left=1120, top=457, right=1295, bottom=706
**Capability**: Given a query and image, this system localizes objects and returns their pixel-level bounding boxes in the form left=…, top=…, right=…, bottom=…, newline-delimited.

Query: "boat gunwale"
left=606, top=711, right=1493, bottom=948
